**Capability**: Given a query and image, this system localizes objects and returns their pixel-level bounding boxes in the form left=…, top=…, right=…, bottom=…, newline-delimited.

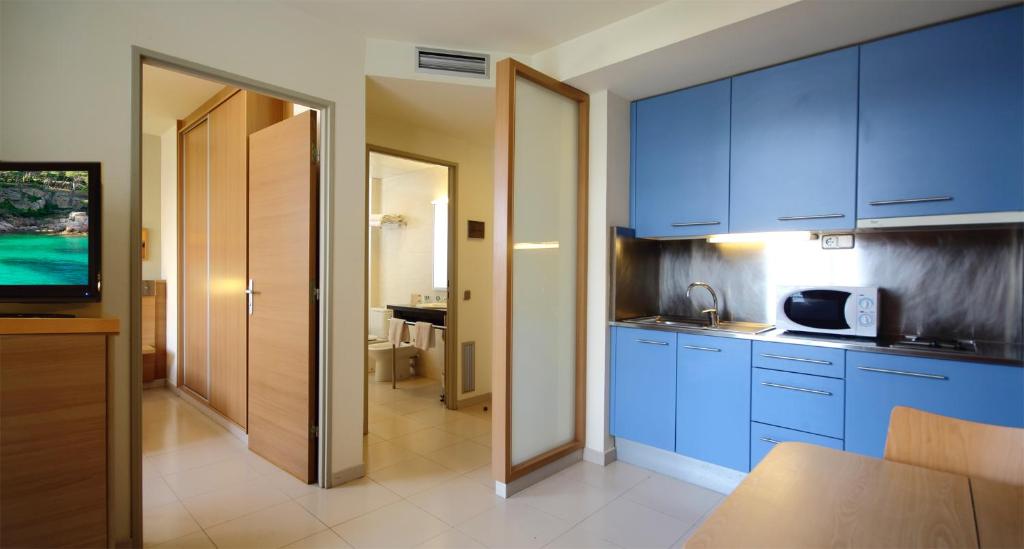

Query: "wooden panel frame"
left=492, top=58, right=589, bottom=484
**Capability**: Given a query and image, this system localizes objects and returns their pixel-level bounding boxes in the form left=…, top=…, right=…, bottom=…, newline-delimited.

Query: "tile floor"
left=143, top=377, right=723, bottom=548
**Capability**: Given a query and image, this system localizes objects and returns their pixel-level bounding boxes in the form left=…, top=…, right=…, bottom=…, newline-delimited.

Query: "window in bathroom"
left=432, top=197, right=448, bottom=289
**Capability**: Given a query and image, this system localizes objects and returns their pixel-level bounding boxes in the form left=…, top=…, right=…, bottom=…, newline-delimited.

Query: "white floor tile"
left=144, top=475, right=180, bottom=510
left=457, top=500, right=571, bottom=549
left=205, top=501, right=327, bottom=549
left=438, top=417, right=490, bottom=438
left=462, top=465, right=495, bottom=489
left=390, top=427, right=465, bottom=455
left=416, top=528, right=486, bottom=548
left=151, top=530, right=217, bottom=549
left=408, top=477, right=502, bottom=526
left=424, top=441, right=491, bottom=474
left=295, top=478, right=402, bottom=527
left=555, top=460, right=651, bottom=496
left=143, top=501, right=202, bottom=547
left=261, top=464, right=321, bottom=498
left=364, top=440, right=418, bottom=473
left=180, top=480, right=290, bottom=528
left=517, top=474, right=619, bottom=523
left=368, top=455, right=460, bottom=497
left=575, top=498, right=690, bottom=549
left=368, top=416, right=431, bottom=440
left=621, top=474, right=722, bottom=528
left=163, top=457, right=262, bottom=499
left=285, top=529, right=353, bottom=549
left=545, top=524, right=623, bottom=549
left=333, top=501, right=449, bottom=548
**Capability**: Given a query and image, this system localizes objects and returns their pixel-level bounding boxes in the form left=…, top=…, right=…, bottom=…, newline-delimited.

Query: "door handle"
left=671, top=221, right=720, bottom=228
left=777, top=214, right=844, bottom=221
left=856, top=366, right=947, bottom=380
left=636, top=339, right=670, bottom=346
left=760, top=353, right=831, bottom=365
left=759, top=436, right=782, bottom=445
left=760, top=381, right=832, bottom=396
left=245, top=279, right=259, bottom=316
left=868, top=196, right=952, bottom=206
left=681, top=344, right=721, bottom=353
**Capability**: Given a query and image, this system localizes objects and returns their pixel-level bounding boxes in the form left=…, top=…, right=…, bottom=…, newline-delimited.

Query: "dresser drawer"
left=752, top=341, right=845, bottom=378
left=750, top=422, right=843, bottom=469
left=752, top=368, right=845, bottom=439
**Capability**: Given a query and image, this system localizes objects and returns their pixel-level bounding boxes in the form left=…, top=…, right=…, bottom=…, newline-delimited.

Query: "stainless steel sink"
left=624, top=315, right=774, bottom=335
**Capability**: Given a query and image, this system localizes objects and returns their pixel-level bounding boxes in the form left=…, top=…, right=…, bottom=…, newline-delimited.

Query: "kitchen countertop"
left=610, top=319, right=1024, bottom=366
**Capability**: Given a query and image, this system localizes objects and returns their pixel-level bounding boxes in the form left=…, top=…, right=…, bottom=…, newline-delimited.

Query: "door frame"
left=130, top=46, right=337, bottom=545
left=492, top=58, right=589, bottom=485
left=363, top=145, right=459, bottom=425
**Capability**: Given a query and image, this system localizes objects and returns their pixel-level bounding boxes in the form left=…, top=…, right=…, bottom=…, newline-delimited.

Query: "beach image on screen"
left=0, top=170, right=89, bottom=285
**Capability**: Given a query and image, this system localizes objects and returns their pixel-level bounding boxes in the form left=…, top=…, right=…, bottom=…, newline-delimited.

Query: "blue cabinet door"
left=730, top=48, right=858, bottom=232
left=632, top=80, right=732, bottom=237
left=751, top=368, right=845, bottom=439
left=611, top=327, right=677, bottom=451
left=750, top=422, right=843, bottom=470
left=676, top=334, right=751, bottom=472
left=858, top=6, right=1024, bottom=219
left=846, top=352, right=1024, bottom=458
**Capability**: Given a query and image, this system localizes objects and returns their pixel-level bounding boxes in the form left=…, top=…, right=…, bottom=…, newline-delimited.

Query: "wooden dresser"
left=0, top=317, right=119, bottom=548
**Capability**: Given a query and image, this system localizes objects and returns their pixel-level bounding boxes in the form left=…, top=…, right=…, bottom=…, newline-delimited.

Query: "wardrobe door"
left=182, top=120, right=210, bottom=399
left=208, top=92, right=248, bottom=427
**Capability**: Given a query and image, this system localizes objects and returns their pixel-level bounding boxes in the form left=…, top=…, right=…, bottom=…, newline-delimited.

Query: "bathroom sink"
left=625, top=316, right=773, bottom=335
left=416, top=302, right=447, bottom=310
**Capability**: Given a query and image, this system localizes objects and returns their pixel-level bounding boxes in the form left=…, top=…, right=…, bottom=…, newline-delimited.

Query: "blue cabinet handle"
left=759, top=436, right=782, bottom=445
left=636, top=338, right=670, bottom=346
left=856, top=366, right=947, bottom=380
left=868, top=196, right=952, bottom=206
left=761, top=381, right=833, bottom=396
left=760, top=353, right=831, bottom=365
left=681, top=344, right=721, bottom=353
left=777, top=213, right=844, bottom=221
left=670, top=221, right=721, bottom=227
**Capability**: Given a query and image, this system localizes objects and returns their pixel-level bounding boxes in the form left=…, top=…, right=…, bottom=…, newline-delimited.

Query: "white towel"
left=387, top=318, right=406, bottom=346
left=413, top=322, right=433, bottom=351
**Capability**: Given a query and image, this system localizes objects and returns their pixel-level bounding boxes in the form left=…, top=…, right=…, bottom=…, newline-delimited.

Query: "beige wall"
left=141, top=133, right=162, bottom=280
left=0, top=1, right=367, bottom=542
left=366, top=117, right=494, bottom=402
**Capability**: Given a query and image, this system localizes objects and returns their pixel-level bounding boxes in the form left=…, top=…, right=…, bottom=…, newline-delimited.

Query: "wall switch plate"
left=821, top=234, right=854, bottom=249
left=463, top=290, right=471, bottom=300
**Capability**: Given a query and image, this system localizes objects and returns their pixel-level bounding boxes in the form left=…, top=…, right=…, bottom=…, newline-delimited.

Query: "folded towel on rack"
left=387, top=318, right=406, bottom=346
left=413, top=322, right=433, bottom=351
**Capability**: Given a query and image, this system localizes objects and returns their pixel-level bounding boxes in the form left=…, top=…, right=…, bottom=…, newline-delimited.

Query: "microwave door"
left=784, top=290, right=853, bottom=332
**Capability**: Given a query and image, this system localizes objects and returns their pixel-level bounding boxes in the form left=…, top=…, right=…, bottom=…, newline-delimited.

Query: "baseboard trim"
left=583, top=446, right=616, bottom=466
left=331, top=463, right=365, bottom=487
left=495, top=449, right=582, bottom=498
left=168, top=385, right=248, bottom=443
left=457, top=392, right=491, bottom=408
left=615, top=438, right=743, bottom=495
left=143, top=379, right=167, bottom=390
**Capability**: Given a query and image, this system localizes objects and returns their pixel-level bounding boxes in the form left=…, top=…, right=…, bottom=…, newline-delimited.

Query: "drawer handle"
left=681, top=344, right=721, bottom=353
left=856, top=366, right=947, bottom=380
left=761, top=381, right=833, bottom=396
left=760, top=353, right=831, bottom=365
left=636, top=339, right=670, bottom=346
left=777, top=214, right=844, bottom=221
left=760, top=436, right=782, bottom=445
left=868, top=196, right=952, bottom=206
left=671, top=221, right=721, bottom=228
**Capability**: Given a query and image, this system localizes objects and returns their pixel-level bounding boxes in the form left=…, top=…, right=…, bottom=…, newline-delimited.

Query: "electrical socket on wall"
left=821, top=234, right=855, bottom=249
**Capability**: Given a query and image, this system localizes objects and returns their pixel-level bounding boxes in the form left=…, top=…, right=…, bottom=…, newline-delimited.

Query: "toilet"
left=367, top=306, right=417, bottom=381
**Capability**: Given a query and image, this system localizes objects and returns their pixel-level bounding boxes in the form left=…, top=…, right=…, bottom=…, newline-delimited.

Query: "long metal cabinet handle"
left=761, top=381, right=832, bottom=396
left=681, top=344, right=721, bottom=353
left=868, top=196, right=952, bottom=206
left=671, top=221, right=721, bottom=228
left=636, top=339, right=670, bottom=346
left=760, top=436, right=782, bottom=445
left=777, top=214, right=844, bottom=221
left=856, top=366, right=948, bottom=380
left=760, top=353, right=831, bottom=365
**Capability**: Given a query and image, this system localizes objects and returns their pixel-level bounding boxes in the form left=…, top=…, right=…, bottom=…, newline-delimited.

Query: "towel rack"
left=403, top=321, right=446, bottom=331
left=390, top=321, right=447, bottom=390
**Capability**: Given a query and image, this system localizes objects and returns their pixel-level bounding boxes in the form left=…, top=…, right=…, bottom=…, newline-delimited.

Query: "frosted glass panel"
left=510, top=76, right=579, bottom=466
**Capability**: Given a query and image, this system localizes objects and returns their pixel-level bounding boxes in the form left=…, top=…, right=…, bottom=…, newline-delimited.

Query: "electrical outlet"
left=821, top=234, right=854, bottom=249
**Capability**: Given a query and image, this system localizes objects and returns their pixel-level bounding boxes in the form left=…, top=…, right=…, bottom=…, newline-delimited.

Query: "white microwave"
left=776, top=286, right=879, bottom=338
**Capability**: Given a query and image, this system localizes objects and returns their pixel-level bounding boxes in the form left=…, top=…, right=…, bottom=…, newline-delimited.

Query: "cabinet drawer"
left=750, top=422, right=843, bottom=469
left=612, top=328, right=677, bottom=451
left=846, top=351, right=1024, bottom=457
left=752, top=341, right=845, bottom=378
left=752, top=368, right=845, bottom=439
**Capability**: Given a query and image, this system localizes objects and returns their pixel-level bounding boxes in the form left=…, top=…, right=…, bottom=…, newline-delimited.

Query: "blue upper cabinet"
left=730, top=48, right=859, bottom=233
left=676, top=334, right=751, bottom=472
left=611, top=327, right=677, bottom=451
left=632, top=80, right=731, bottom=237
left=858, top=6, right=1024, bottom=220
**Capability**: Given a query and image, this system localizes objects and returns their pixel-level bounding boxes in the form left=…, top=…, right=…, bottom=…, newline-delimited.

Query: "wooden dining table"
left=685, top=442, right=1024, bottom=548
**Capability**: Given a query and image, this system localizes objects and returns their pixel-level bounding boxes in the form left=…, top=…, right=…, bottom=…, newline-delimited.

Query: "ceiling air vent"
left=416, top=47, right=490, bottom=79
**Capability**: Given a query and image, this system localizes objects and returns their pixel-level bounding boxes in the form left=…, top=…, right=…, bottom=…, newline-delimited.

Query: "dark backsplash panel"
left=620, top=227, right=1023, bottom=344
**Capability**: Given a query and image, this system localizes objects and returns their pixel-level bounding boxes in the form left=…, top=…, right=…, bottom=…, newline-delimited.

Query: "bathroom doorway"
left=365, top=146, right=459, bottom=433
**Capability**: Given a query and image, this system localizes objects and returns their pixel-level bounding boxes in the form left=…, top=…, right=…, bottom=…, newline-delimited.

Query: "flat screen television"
left=0, top=161, right=101, bottom=302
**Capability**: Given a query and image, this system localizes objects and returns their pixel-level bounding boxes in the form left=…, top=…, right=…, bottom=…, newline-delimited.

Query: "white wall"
left=0, top=1, right=366, bottom=542
left=141, top=133, right=161, bottom=280
left=372, top=166, right=448, bottom=307
left=159, top=126, right=178, bottom=383
left=366, top=116, right=494, bottom=402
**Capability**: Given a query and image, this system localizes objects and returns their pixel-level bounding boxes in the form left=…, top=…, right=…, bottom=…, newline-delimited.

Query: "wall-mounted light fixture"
left=706, top=231, right=815, bottom=244
left=513, top=241, right=560, bottom=250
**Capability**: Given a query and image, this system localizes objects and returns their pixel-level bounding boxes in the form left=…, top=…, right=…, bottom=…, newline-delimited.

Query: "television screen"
left=0, top=162, right=101, bottom=302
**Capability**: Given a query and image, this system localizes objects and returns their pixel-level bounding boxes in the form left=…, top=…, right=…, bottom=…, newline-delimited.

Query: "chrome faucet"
left=686, top=282, right=720, bottom=328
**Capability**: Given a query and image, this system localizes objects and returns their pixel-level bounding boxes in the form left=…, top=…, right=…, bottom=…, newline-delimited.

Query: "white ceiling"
left=367, top=76, right=495, bottom=142
left=369, top=151, right=446, bottom=180
left=286, top=0, right=660, bottom=53
left=142, top=65, right=224, bottom=135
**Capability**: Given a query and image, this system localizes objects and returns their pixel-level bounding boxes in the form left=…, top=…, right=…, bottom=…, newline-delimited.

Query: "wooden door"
left=208, top=92, right=248, bottom=427
left=247, top=111, right=318, bottom=483
left=182, top=121, right=210, bottom=399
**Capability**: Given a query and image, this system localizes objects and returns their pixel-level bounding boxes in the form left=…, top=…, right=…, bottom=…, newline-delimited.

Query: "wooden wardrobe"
left=179, top=88, right=287, bottom=428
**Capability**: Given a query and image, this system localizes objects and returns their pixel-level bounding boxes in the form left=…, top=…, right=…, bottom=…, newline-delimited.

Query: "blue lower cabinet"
left=750, top=422, right=843, bottom=469
left=752, top=368, right=845, bottom=439
left=676, top=334, right=751, bottom=472
left=611, top=327, right=677, bottom=451
left=846, top=352, right=1024, bottom=458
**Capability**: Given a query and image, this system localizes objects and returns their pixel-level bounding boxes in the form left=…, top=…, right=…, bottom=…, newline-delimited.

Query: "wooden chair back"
left=884, top=406, right=1024, bottom=486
